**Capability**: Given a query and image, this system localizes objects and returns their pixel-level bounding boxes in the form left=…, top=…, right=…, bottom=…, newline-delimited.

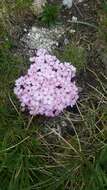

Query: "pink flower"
left=14, top=49, right=79, bottom=117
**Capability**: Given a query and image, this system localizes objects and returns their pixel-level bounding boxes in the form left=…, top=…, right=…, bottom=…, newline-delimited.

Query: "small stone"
left=69, top=29, right=76, bottom=33
left=24, top=28, right=27, bottom=32
left=32, top=26, right=37, bottom=33
left=72, top=16, right=77, bottom=22
left=63, top=0, right=73, bottom=9
left=64, top=38, right=69, bottom=45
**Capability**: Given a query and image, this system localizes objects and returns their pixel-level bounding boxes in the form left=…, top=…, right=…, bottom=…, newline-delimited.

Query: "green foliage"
left=102, top=0, right=107, bottom=13
left=15, top=0, right=33, bottom=8
left=39, top=4, right=60, bottom=27
left=0, top=0, right=33, bottom=39
left=98, top=0, right=107, bottom=43
left=55, top=44, right=86, bottom=71
left=99, top=18, right=107, bottom=43
left=0, top=39, right=26, bottom=99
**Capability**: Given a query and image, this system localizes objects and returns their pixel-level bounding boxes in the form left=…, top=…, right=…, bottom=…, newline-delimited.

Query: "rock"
left=31, top=26, right=37, bottom=33
left=69, top=29, right=76, bottom=33
left=21, top=25, right=65, bottom=55
left=72, top=16, right=77, bottom=22
left=64, top=38, right=69, bottom=45
left=63, top=0, right=73, bottom=9
left=24, top=28, right=27, bottom=32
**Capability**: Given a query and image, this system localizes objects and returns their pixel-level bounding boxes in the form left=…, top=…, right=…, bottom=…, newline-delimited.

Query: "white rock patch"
left=21, top=26, right=65, bottom=53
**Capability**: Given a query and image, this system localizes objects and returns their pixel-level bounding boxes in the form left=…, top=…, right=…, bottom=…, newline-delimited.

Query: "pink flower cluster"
left=14, top=49, right=79, bottom=117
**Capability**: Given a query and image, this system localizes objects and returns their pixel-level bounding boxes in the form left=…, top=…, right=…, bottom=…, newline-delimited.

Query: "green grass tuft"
left=39, top=4, right=60, bottom=27
left=55, top=44, right=86, bottom=71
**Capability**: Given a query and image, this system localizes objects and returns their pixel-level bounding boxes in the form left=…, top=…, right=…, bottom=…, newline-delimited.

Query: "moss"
left=55, top=44, right=86, bottom=71
left=0, top=0, right=33, bottom=39
left=97, top=1, right=107, bottom=43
